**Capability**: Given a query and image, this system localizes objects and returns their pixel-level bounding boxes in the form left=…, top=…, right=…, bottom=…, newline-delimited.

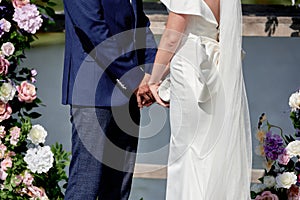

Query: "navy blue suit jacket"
left=62, top=0, right=157, bottom=106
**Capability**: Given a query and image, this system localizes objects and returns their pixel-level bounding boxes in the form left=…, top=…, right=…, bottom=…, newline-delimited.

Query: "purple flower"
left=12, top=4, right=43, bottom=34
left=263, top=131, right=285, bottom=160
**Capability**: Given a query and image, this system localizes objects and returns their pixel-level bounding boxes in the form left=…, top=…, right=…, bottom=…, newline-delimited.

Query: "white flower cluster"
left=24, top=146, right=54, bottom=174
left=289, top=90, right=300, bottom=112
left=252, top=172, right=297, bottom=194
left=12, top=4, right=43, bottom=34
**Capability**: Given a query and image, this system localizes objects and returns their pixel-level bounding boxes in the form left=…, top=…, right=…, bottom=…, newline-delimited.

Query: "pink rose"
left=23, top=171, right=34, bottom=186
left=12, top=0, right=30, bottom=8
left=7, top=151, right=16, bottom=157
left=16, top=81, right=37, bottom=103
left=27, top=185, right=47, bottom=199
left=1, top=157, right=12, bottom=170
left=0, top=126, right=6, bottom=138
left=9, top=126, right=21, bottom=146
left=0, top=144, right=7, bottom=159
left=278, top=151, right=290, bottom=165
left=0, top=169, right=8, bottom=180
left=255, top=191, right=279, bottom=200
left=1, top=42, right=15, bottom=57
left=0, top=55, right=9, bottom=75
left=0, top=102, right=12, bottom=122
left=288, top=184, right=300, bottom=200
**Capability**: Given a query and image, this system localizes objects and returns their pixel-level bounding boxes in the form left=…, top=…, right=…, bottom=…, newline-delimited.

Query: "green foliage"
left=0, top=0, right=69, bottom=199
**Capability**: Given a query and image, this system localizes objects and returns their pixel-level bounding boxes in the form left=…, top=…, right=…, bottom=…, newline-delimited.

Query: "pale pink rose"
left=0, top=144, right=7, bottom=159
left=278, top=151, right=290, bottom=165
left=0, top=18, right=11, bottom=33
left=255, top=191, right=279, bottom=200
left=0, top=126, right=6, bottom=138
left=0, top=55, right=9, bottom=75
left=0, top=102, right=12, bottom=122
left=0, top=169, right=8, bottom=180
left=1, top=157, right=12, bottom=170
left=288, top=184, right=300, bottom=200
left=23, top=171, right=34, bottom=186
left=16, top=81, right=37, bottom=103
left=12, top=0, right=30, bottom=8
left=9, top=126, right=21, bottom=146
left=1, top=42, right=15, bottom=57
left=27, top=185, right=47, bottom=199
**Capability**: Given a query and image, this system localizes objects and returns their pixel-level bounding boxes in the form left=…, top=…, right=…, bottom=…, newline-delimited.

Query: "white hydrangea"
left=0, top=82, right=16, bottom=103
left=250, top=183, right=267, bottom=194
left=24, top=146, right=54, bottom=173
left=27, top=125, right=47, bottom=145
left=263, top=176, right=276, bottom=188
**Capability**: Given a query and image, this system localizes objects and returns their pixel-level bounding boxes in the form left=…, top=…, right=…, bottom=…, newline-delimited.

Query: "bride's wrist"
left=148, top=81, right=161, bottom=86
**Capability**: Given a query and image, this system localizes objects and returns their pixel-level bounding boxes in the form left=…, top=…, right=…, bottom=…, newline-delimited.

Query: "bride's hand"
left=148, top=83, right=169, bottom=107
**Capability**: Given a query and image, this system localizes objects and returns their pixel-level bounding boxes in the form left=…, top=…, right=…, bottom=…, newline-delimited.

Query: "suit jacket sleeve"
left=64, top=0, right=145, bottom=92
left=135, top=5, right=157, bottom=74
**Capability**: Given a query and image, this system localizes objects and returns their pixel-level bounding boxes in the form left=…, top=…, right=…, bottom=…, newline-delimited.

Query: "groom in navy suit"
left=62, top=0, right=157, bottom=199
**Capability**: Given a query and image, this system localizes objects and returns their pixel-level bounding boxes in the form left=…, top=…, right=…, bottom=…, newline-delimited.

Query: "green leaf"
left=47, top=1, right=57, bottom=6
left=24, top=112, right=42, bottom=119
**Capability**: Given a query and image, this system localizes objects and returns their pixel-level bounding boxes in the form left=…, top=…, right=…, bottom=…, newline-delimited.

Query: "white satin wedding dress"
left=160, top=0, right=252, bottom=199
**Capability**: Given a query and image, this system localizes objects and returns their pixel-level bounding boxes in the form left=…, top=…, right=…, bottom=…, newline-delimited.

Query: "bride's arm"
left=148, top=12, right=188, bottom=106
left=149, top=12, right=188, bottom=85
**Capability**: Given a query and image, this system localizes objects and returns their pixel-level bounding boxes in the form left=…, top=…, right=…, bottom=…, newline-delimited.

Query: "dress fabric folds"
left=161, top=0, right=252, bottom=199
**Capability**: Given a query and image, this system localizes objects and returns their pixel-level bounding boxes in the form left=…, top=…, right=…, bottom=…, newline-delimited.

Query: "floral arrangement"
left=251, top=89, right=300, bottom=200
left=0, top=0, right=69, bottom=199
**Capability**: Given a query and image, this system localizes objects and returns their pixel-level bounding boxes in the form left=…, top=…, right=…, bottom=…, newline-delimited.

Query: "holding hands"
left=135, top=74, right=155, bottom=108
left=135, top=73, right=170, bottom=108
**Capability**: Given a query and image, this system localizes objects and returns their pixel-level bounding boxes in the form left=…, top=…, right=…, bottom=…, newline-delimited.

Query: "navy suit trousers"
left=65, top=96, right=140, bottom=200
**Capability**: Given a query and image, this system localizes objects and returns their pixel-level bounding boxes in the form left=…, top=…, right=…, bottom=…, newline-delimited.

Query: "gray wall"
left=23, top=36, right=300, bottom=200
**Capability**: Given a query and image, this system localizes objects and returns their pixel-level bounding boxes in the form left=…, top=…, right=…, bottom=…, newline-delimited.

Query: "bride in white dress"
left=148, top=0, right=252, bottom=199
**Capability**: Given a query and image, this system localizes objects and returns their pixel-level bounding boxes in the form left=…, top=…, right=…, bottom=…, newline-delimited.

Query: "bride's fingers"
left=149, top=84, right=169, bottom=107
left=152, top=91, right=168, bottom=107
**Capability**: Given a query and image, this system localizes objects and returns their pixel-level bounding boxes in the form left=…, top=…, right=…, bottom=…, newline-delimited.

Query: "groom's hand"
left=135, top=74, right=155, bottom=108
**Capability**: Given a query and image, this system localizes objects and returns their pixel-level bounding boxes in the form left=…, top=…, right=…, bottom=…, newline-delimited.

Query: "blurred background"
left=24, top=0, right=300, bottom=199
